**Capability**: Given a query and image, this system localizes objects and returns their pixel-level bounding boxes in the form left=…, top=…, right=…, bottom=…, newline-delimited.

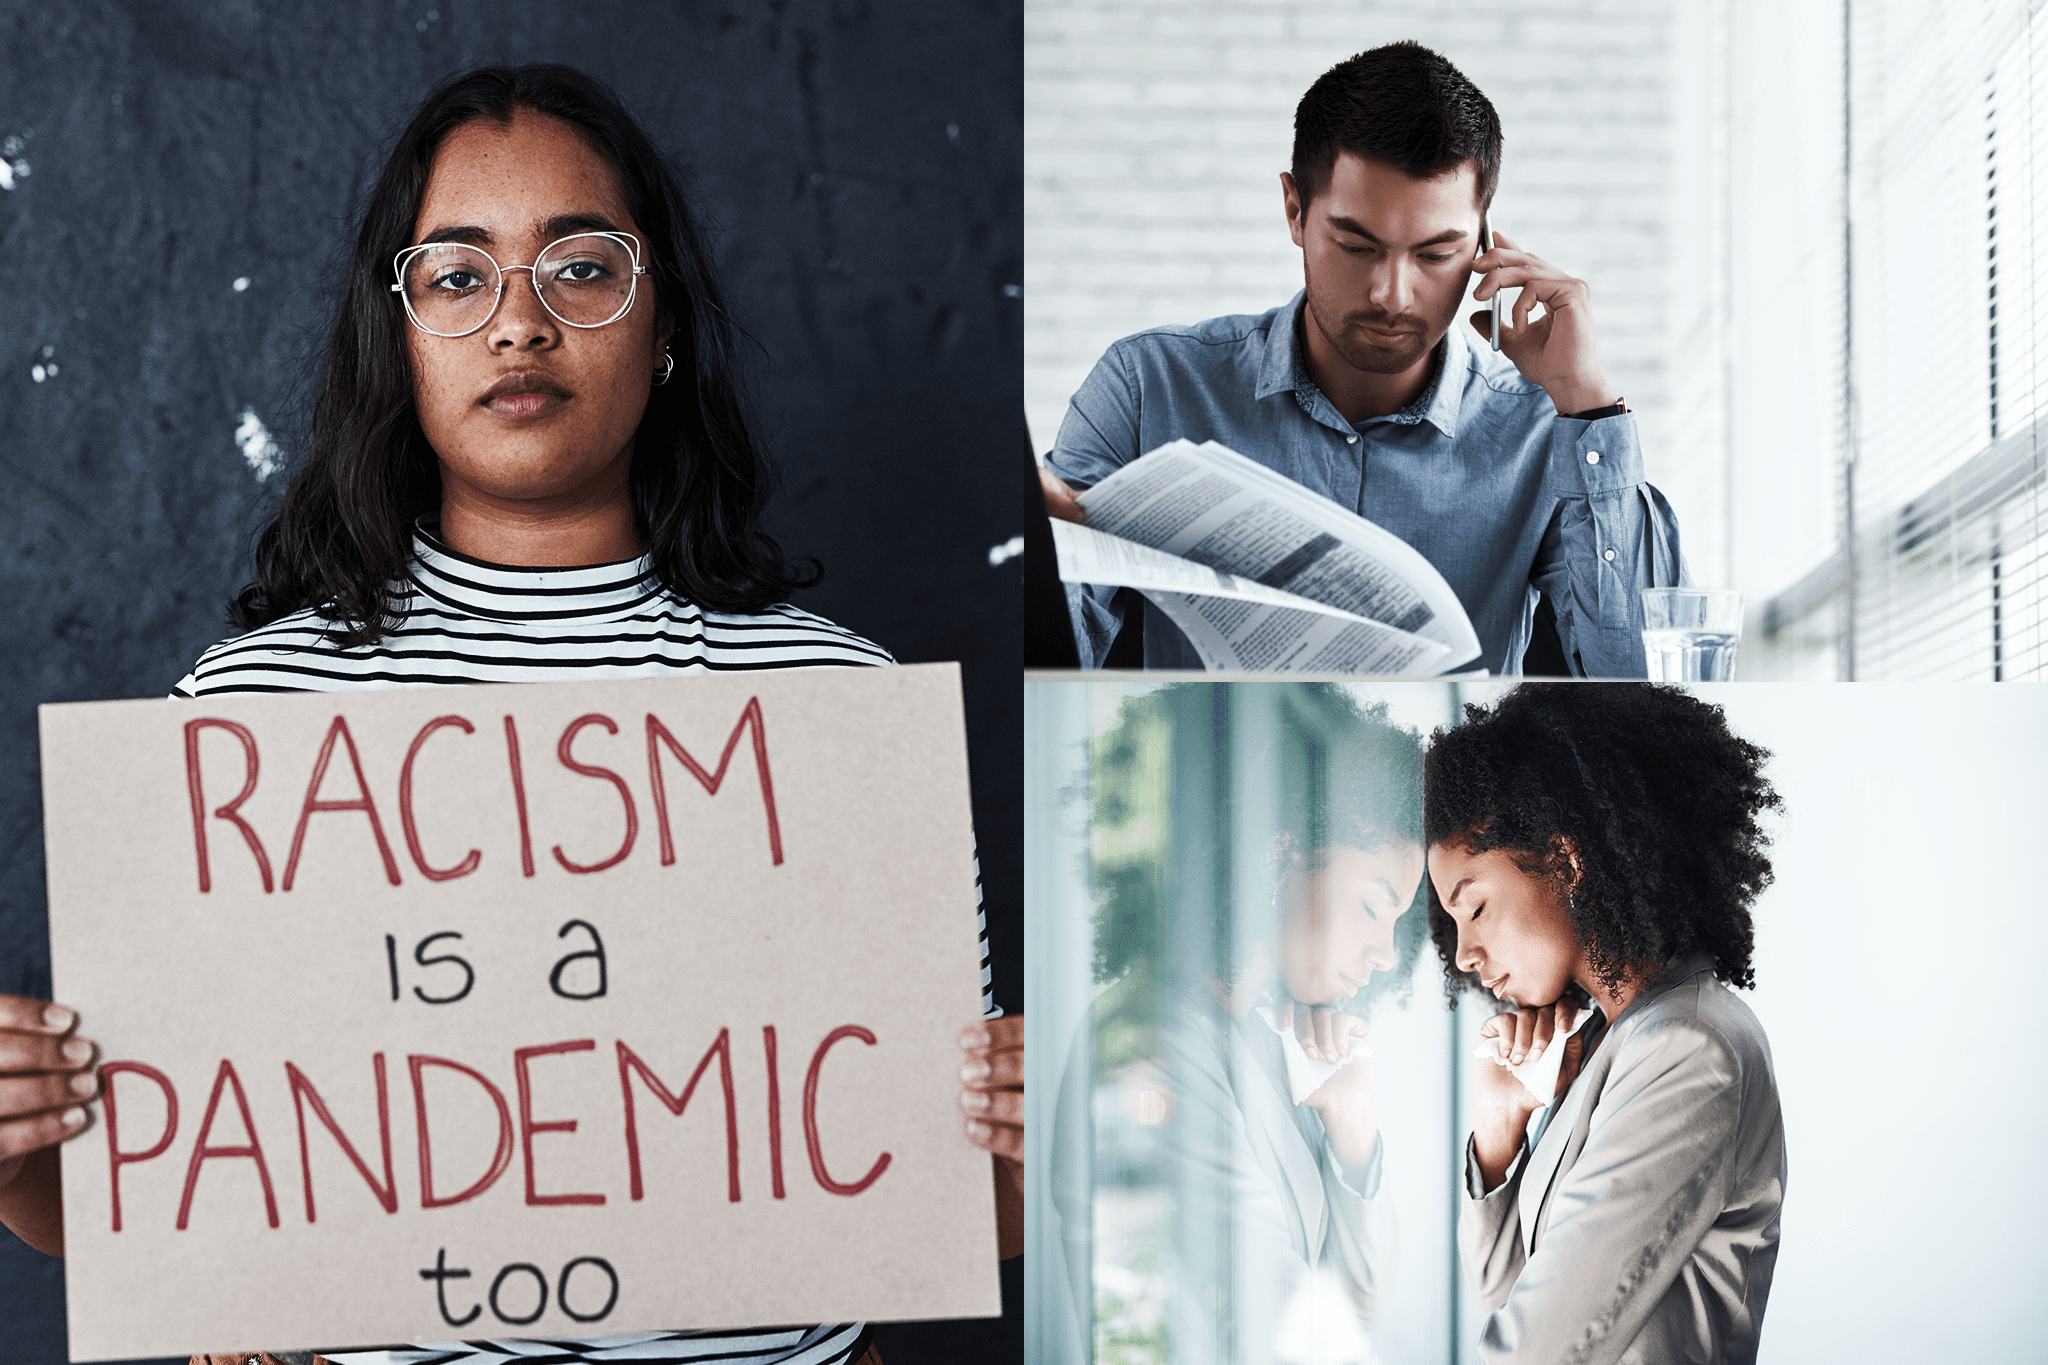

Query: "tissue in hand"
left=1472, top=1006, right=1598, bottom=1104
left=1256, top=1005, right=1372, bottom=1105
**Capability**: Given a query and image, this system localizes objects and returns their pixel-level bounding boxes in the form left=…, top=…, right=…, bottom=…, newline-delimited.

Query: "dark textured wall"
left=0, top=2, right=1022, bottom=1361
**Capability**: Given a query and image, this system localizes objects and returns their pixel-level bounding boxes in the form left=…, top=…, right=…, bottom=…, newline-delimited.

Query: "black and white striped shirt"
left=173, top=528, right=897, bottom=692
left=174, top=528, right=997, bottom=1365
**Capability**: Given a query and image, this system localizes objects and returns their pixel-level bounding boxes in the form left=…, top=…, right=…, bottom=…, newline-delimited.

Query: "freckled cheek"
left=404, top=349, right=466, bottom=432
left=413, top=384, right=478, bottom=456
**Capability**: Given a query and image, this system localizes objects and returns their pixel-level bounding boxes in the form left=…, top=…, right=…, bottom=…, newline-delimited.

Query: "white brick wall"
left=1025, top=0, right=1678, bottom=504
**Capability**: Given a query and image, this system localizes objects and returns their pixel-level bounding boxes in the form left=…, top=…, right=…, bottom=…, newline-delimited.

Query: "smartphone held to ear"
left=1479, top=217, right=1502, bottom=352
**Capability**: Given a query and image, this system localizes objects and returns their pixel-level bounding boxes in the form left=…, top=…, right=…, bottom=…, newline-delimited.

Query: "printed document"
left=1051, top=440, right=1483, bottom=674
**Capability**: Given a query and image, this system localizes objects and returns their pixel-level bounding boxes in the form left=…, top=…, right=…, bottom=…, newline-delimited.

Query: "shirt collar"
left=1259, top=290, right=1466, bottom=439
left=1254, top=292, right=1310, bottom=401
left=1412, top=322, right=1467, bottom=438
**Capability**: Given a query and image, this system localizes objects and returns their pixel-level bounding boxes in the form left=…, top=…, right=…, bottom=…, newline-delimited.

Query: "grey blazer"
left=1461, top=952, right=1786, bottom=1364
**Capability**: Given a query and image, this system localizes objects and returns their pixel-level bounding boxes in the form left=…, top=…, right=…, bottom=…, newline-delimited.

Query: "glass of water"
left=1641, top=588, right=1743, bottom=681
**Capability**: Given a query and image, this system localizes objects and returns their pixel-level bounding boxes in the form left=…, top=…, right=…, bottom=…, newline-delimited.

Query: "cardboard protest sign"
left=39, top=663, right=998, bottom=1361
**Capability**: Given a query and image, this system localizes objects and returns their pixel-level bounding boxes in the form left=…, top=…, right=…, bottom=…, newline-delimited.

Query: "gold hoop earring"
left=653, top=351, right=675, bottom=386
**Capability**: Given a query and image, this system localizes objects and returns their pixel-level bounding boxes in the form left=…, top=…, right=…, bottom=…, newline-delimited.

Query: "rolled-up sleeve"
left=1472, top=1018, right=1744, bottom=1365
left=1045, top=348, right=1146, bottom=668
left=1530, top=413, right=1688, bottom=679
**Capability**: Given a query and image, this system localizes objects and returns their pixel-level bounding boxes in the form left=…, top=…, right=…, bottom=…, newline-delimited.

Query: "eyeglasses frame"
left=390, top=230, right=651, bottom=338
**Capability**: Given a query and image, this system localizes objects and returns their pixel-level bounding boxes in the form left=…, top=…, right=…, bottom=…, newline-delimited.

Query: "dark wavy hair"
left=230, top=63, right=818, bottom=643
left=1090, top=683, right=1429, bottom=1010
left=1424, top=684, right=1780, bottom=1005
left=1292, top=40, right=1504, bottom=212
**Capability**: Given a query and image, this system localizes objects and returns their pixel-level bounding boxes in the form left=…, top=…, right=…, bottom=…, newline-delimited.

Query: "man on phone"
left=1040, top=41, right=1686, bottom=675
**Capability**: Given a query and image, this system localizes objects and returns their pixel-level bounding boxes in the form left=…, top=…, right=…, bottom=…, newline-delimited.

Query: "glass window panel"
left=1028, top=680, right=1460, bottom=1365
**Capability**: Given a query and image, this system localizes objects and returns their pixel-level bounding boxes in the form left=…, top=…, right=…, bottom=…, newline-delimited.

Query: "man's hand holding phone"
left=1469, top=227, right=1619, bottom=417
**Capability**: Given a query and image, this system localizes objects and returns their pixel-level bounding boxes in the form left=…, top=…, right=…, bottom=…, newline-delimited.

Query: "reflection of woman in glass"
left=1424, top=684, right=1785, bottom=1364
left=1055, top=683, right=1427, bottom=1364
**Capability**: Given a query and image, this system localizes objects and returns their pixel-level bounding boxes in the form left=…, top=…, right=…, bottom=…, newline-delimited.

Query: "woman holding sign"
left=1424, top=683, right=1784, bottom=1364
left=0, top=64, right=1019, bottom=1365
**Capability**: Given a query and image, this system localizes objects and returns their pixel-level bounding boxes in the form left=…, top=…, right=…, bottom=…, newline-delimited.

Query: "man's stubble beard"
left=1302, top=266, right=1454, bottom=378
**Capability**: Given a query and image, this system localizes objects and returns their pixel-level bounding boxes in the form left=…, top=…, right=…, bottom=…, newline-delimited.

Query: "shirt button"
left=1347, top=435, right=1358, bottom=445
left=1586, top=450, right=1602, bottom=465
left=1603, top=548, right=1616, bottom=562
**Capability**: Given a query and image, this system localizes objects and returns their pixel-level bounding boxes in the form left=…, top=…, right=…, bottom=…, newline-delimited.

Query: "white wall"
left=1706, top=683, right=2048, bottom=1359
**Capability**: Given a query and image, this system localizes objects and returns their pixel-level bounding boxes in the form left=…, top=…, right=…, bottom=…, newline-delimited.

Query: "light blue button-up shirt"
left=1045, top=293, right=1687, bottom=676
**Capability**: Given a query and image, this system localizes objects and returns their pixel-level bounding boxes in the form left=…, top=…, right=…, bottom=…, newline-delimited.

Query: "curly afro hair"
left=1424, top=683, right=1780, bottom=1003
left=1090, top=682, right=1428, bottom=1009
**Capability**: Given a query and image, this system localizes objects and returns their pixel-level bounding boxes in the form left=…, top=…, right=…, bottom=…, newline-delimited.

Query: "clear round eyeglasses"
left=390, top=231, right=650, bottom=337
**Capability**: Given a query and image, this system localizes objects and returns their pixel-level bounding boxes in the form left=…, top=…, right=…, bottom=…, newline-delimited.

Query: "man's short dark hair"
left=1291, top=41, right=1503, bottom=213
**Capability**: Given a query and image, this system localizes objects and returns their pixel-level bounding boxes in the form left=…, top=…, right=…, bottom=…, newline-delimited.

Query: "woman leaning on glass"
left=0, top=64, right=1018, bottom=1365
left=1427, top=683, right=1785, bottom=1364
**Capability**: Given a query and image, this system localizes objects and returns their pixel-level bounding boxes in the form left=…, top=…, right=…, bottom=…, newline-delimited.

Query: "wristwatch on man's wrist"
left=1563, top=396, right=1628, bottom=421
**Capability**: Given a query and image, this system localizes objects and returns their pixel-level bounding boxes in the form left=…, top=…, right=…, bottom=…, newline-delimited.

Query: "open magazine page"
left=1050, top=520, right=1452, bottom=673
left=1073, top=440, right=1483, bottom=665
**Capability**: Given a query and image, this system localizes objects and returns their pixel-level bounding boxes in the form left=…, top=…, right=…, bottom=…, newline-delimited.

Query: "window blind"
left=1766, top=0, right=2048, bottom=677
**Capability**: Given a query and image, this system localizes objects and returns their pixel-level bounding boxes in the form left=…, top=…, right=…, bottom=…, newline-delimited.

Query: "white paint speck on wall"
left=0, top=132, right=23, bottom=192
left=234, top=408, right=282, bottom=482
